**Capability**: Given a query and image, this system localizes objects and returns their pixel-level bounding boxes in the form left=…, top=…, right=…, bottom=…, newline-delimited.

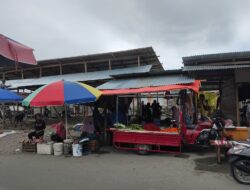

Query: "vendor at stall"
left=198, top=94, right=210, bottom=118
left=183, top=94, right=194, bottom=126
left=80, top=116, right=95, bottom=140
left=28, top=113, right=46, bottom=142
left=51, top=122, right=66, bottom=142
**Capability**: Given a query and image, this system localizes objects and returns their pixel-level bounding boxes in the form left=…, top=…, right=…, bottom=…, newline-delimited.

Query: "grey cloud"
left=1, top=0, right=250, bottom=69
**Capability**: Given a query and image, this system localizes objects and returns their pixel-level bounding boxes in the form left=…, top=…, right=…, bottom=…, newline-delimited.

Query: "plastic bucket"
left=53, top=143, right=63, bottom=156
left=72, top=144, right=82, bottom=157
left=63, top=143, right=72, bottom=155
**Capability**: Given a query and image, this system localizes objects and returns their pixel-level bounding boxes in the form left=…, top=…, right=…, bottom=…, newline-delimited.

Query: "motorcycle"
left=185, top=117, right=225, bottom=146
left=227, top=141, right=250, bottom=185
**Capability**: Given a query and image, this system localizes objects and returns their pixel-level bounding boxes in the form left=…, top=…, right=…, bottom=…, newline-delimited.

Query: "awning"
left=98, top=74, right=200, bottom=95
left=98, top=75, right=195, bottom=90
left=101, top=81, right=200, bottom=95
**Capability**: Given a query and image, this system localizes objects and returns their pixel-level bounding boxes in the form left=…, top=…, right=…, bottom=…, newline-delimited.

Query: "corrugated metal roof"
left=97, top=75, right=194, bottom=90
left=182, top=64, right=250, bottom=71
left=183, top=51, right=250, bottom=63
left=6, top=65, right=152, bottom=88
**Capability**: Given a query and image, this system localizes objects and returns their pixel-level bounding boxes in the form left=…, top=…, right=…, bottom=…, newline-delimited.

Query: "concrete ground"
left=0, top=146, right=249, bottom=190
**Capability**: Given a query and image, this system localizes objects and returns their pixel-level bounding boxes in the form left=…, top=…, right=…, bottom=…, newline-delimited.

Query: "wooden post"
left=39, top=67, right=42, bottom=77
left=235, top=83, right=240, bottom=126
left=137, top=56, right=140, bottom=67
left=109, top=59, right=112, bottom=70
left=84, top=62, right=87, bottom=72
left=219, top=80, right=222, bottom=115
left=21, top=69, right=24, bottom=79
left=104, top=107, right=107, bottom=145
left=17, top=89, right=19, bottom=112
left=116, top=96, right=119, bottom=123
left=2, top=103, right=5, bottom=129
left=59, top=64, right=62, bottom=75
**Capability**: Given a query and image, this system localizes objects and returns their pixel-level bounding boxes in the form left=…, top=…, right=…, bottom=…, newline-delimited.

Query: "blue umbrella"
left=0, top=88, right=23, bottom=102
left=0, top=88, right=23, bottom=128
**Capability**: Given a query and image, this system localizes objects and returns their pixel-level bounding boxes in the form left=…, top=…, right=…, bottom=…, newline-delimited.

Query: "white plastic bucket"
left=53, top=143, right=63, bottom=156
left=72, top=144, right=82, bottom=157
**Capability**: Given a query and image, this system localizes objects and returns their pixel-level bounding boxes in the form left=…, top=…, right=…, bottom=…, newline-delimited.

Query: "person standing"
left=145, top=102, right=152, bottom=123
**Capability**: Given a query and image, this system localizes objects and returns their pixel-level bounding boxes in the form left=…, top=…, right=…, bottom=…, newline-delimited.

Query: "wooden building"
left=2, top=47, right=163, bottom=90
left=182, top=51, right=250, bottom=125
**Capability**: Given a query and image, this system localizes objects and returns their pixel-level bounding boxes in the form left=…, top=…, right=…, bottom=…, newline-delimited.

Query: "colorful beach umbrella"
left=22, top=80, right=102, bottom=139
left=22, top=80, right=102, bottom=107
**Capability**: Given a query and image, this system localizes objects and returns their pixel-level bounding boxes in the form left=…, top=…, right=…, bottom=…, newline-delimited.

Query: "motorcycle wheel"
left=231, top=159, right=250, bottom=185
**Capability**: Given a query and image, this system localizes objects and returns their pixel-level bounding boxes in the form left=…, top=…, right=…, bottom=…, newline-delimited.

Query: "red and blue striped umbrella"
left=22, top=80, right=102, bottom=107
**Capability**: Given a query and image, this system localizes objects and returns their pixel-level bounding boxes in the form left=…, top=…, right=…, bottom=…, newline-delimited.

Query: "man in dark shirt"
left=28, top=113, right=46, bottom=141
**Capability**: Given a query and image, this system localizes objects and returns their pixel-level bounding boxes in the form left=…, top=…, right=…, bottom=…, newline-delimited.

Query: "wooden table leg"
left=216, top=146, right=221, bottom=164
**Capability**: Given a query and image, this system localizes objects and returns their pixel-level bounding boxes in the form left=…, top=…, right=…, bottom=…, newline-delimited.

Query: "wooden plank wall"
left=221, top=78, right=237, bottom=122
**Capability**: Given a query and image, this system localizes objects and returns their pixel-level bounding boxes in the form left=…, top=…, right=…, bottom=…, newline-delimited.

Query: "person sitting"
left=51, top=122, right=66, bottom=142
left=80, top=116, right=95, bottom=140
left=28, top=113, right=46, bottom=142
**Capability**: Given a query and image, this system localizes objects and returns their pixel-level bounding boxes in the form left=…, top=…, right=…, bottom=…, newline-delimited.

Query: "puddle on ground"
left=194, top=156, right=229, bottom=174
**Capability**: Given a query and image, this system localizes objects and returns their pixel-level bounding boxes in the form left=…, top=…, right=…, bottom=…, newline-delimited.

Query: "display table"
left=110, top=128, right=182, bottom=154
left=210, top=140, right=231, bottom=164
left=224, top=127, right=249, bottom=140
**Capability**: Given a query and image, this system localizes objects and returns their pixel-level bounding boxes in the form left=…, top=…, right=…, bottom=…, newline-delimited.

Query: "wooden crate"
left=22, top=142, right=37, bottom=152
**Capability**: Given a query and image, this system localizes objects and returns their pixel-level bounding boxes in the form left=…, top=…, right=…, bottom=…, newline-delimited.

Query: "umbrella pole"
left=65, top=105, right=68, bottom=139
left=2, top=103, right=5, bottom=129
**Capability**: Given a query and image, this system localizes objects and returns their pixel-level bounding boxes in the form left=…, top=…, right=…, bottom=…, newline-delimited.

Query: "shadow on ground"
left=194, top=156, right=229, bottom=174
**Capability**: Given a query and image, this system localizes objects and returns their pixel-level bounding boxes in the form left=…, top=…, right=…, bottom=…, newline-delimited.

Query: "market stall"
left=22, top=80, right=102, bottom=156
left=98, top=75, right=202, bottom=154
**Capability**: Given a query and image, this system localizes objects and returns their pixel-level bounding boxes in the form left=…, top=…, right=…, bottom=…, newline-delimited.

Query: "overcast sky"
left=1, top=0, right=250, bottom=69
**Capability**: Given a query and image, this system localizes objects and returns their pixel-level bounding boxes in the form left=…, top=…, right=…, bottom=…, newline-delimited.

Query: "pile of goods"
left=113, top=123, right=143, bottom=130
left=22, top=138, right=99, bottom=157
left=113, top=123, right=179, bottom=133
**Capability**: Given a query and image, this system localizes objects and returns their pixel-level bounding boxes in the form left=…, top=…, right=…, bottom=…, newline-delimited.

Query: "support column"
left=235, top=83, right=240, bottom=126
left=84, top=62, right=88, bottom=72
left=108, top=59, right=112, bottom=70
left=59, top=64, right=62, bottom=75
left=21, top=69, right=24, bottom=79
left=137, top=56, right=140, bottom=67
left=39, top=67, right=42, bottom=77
left=116, top=96, right=119, bottom=123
